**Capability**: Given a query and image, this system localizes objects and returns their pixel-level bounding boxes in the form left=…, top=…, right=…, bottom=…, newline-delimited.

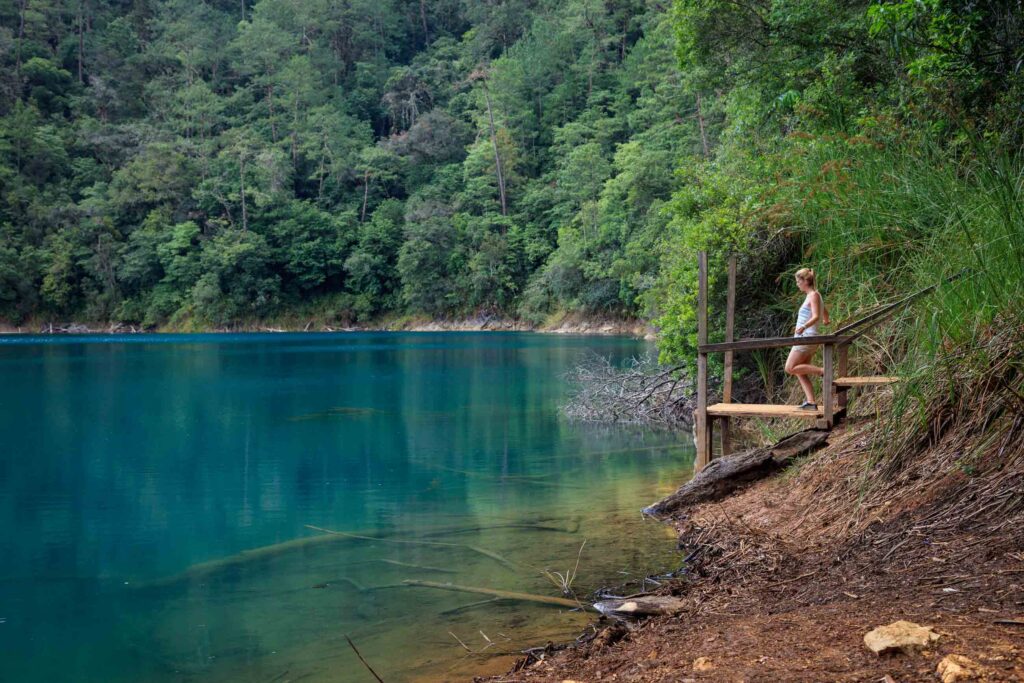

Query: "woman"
left=785, top=268, right=829, bottom=410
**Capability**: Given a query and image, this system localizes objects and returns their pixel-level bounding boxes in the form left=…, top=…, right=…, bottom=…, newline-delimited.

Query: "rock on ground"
left=691, top=656, right=714, bottom=672
left=863, top=620, right=941, bottom=655
left=937, top=654, right=986, bottom=682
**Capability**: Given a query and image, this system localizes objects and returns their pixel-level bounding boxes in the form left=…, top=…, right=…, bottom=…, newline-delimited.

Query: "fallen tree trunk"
left=643, top=429, right=829, bottom=518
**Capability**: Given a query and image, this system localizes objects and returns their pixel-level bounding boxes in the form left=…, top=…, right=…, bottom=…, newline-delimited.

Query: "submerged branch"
left=562, top=353, right=696, bottom=427
left=402, top=579, right=587, bottom=609
left=304, top=524, right=521, bottom=571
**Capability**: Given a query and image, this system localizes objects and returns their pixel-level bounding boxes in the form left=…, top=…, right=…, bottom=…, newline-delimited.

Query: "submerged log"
left=305, top=524, right=520, bottom=570
left=377, top=559, right=457, bottom=574
left=593, top=595, right=688, bottom=620
left=137, top=521, right=522, bottom=589
left=402, top=579, right=585, bottom=609
left=643, top=429, right=829, bottom=518
left=134, top=532, right=356, bottom=589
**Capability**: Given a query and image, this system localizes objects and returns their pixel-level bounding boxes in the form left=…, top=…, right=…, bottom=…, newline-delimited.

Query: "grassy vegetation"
left=644, top=0, right=1023, bottom=471
left=776, top=132, right=1023, bottom=455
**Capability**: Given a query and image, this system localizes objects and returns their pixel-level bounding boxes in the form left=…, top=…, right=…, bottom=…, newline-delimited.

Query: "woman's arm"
left=796, top=293, right=823, bottom=334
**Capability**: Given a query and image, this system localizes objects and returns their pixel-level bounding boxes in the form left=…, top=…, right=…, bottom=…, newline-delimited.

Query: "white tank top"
left=796, top=298, right=817, bottom=337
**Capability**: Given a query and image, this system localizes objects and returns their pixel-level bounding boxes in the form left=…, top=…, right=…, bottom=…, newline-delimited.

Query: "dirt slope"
left=484, top=403, right=1024, bottom=682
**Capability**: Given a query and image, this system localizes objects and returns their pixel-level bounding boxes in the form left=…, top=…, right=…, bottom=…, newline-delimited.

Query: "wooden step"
left=708, top=403, right=824, bottom=419
left=834, top=376, right=900, bottom=387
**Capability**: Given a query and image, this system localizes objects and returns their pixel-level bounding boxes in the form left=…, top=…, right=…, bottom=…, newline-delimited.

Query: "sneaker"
left=798, top=401, right=818, bottom=410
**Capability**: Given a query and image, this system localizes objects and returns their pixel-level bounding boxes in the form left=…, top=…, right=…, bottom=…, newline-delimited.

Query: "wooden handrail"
left=699, top=334, right=851, bottom=353
left=698, top=270, right=966, bottom=354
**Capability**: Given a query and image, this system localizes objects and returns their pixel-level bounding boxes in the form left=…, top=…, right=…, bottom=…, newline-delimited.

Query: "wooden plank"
left=695, top=251, right=709, bottom=471
left=696, top=352, right=708, bottom=470
left=723, top=255, right=736, bottom=402
left=708, top=415, right=715, bottom=462
left=720, top=418, right=732, bottom=458
left=837, top=344, right=849, bottom=408
left=822, top=343, right=834, bottom=429
left=721, top=254, right=736, bottom=456
left=707, top=403, right=823, bottom=419
left=699, top=334, right=850, bottom=353
left=834, top=376, right=900, bottom=386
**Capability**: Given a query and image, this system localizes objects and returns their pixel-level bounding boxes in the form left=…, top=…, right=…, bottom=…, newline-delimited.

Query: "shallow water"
left=0, top=332, right=692, bottom=682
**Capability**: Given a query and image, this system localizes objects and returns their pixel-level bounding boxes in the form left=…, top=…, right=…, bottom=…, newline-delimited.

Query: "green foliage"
left=0, top=0, right=1019, bottom=342
left=652, top=0, right=1024, bottom=401
left=0, top=0, right=699, bottom=327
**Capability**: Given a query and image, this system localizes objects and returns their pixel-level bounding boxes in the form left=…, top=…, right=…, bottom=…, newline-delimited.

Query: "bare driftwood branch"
left=593, top=595, right=689, bottom=620
left=562, top=353, right=695, bottom=427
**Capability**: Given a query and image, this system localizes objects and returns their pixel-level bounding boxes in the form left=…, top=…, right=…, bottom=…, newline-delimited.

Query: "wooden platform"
left=834, top=376, right=900, bottom=387
left=708, top=403, right=824, bottom=419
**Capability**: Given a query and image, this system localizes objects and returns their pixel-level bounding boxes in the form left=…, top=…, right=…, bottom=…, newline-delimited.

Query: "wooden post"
left=837, top=343, right=849, bottom=409
left=720, top=254, right=736, bottom=456
left=695, top=251, right=710, bottom=471
left=821, top=343, right=834, bottom=429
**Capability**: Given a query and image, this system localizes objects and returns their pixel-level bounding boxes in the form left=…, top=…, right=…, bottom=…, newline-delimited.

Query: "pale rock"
left=937, top=654, right=983, bottom=682
left=863, top=620, right=940, bottom=655
left=692, top=656, right=714, bottom=672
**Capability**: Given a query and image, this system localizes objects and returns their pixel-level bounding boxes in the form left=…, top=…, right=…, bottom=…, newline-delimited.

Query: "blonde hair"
left=795, top=267, right=816, bottom=287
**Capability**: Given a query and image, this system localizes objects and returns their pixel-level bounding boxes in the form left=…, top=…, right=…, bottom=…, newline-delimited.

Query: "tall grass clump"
left=782, top=134, right=1024, bottom=470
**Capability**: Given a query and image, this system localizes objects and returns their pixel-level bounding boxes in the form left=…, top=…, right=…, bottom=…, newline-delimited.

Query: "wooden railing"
left=692, top=252, right=959, bottom=471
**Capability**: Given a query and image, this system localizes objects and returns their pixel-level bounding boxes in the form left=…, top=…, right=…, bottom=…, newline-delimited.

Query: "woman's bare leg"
left=791, top=363, right=824, bottom=377
left=795, top=374, right=815, bottom=403
left=786, top=348, right=818, bottom=404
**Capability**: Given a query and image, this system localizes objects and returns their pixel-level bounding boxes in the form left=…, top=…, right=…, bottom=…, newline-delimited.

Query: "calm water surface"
left=0, top=332, right=692, bottom=682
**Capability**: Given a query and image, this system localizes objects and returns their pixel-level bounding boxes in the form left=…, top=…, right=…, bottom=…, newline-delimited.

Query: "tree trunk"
left=361, top=169, right=370, bottom=223
left=267, top=85, right=277, bottom=142
left=239, top=154, right=248, bottom=232
left=16, top=0, right=26, bottom=74
left=696, top=92, right=710, bottom=158
left=419, top=0, right=429, bottom=46
left=317, top=158, right=326, bottom=202
left=77, top=0, right=85, bottom=83
left=482, top=81, right=508, bottom=217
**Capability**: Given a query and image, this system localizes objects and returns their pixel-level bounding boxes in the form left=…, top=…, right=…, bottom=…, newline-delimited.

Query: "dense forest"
left=0, top=0, right=1021, bottom=362
left=0, top=0, right=700, bottom=329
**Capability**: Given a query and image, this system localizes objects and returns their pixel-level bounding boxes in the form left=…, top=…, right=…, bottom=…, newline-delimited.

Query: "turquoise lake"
left=0, top=332, right=693, bottom=682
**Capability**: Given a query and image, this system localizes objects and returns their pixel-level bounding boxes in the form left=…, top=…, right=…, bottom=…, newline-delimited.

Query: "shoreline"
left=484, top=409, right=1024, bottom=682
left=0, top=314, right=655, bottom=339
